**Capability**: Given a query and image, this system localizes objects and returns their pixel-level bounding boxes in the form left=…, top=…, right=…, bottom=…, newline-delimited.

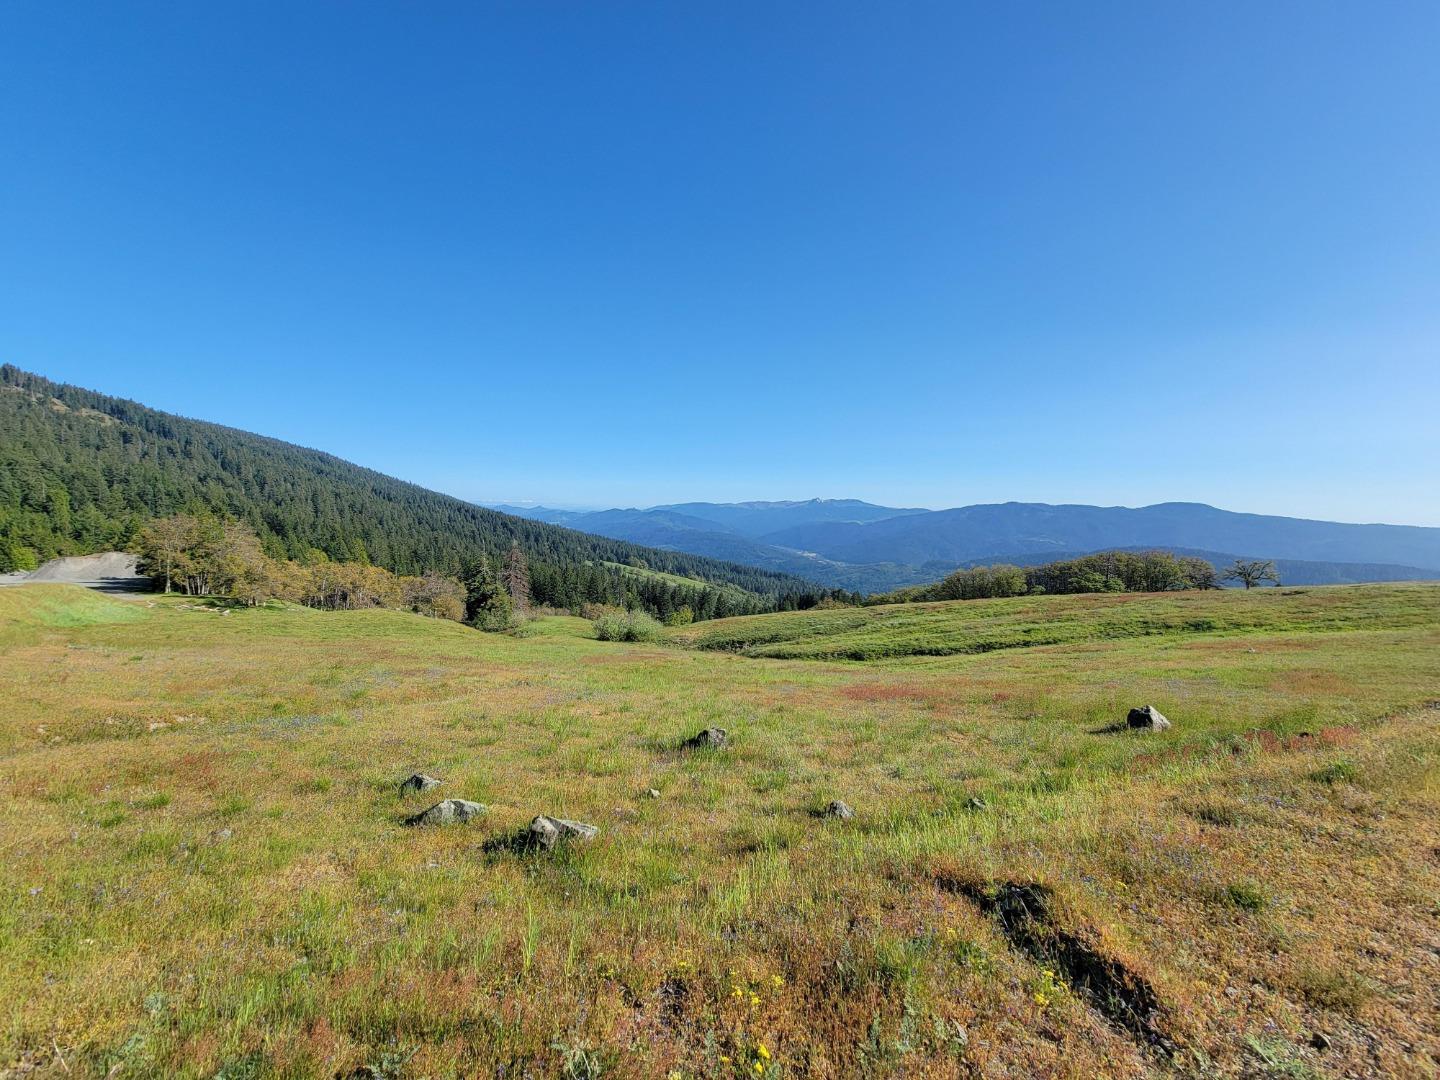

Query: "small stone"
left=824, top=800, right=854, bottom=820
left=683, top=727, right=729, bottom=750
left=645, top=788, right=662, bottom=799
left=964, top=796, right=989, bottom=811
left=1310, top=1032, right=1332, bottom=1051
left=1126, top=705, right=1171, bottom=732
left=527, top=815, right=599, bottom=850
left=400, top=772, right=443, bottom=794
left=209, top=827, right=233, bottom=843
left=404, top=799, right=486, bottom=826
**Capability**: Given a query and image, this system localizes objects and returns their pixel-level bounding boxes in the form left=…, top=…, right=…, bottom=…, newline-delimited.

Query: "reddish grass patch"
left=1131, top=725, right=1357, bottom=770
left=840, top=682, right=934, bottom=703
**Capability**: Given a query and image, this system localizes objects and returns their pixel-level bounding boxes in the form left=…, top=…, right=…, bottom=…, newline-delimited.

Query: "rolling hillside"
left=0, top=367, right=832, bottom=613
left=673, top=581, right=1440, bottom=660
left=5, top=581, right=1439, bottom=1075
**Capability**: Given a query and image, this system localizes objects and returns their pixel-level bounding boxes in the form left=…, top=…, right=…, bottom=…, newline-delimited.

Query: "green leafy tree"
left=132, top=513, right=204, bottom=593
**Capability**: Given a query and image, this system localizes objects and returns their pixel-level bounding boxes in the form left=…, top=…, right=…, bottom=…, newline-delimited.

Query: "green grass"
left=0, top=584, right=146, bottom=643
left=1, top=582, right=1438, bottom=1078
left=599, top=560, right=757, bottom=605
left=671, top=583, right=1440, bottom=659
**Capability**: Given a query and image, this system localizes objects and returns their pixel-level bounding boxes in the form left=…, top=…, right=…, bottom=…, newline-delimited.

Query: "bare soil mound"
left=1, top=552, right=150, bottom=592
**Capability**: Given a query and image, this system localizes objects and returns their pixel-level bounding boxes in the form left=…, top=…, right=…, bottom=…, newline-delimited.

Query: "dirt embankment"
left=0, top=552, right=151, bottom=592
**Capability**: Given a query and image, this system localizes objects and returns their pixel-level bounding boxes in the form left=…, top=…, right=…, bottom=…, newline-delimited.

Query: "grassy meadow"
left=1, top=583, right=1438, bottom=1078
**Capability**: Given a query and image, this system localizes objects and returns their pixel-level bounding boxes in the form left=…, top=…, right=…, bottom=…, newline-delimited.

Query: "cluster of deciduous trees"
left=132, top=514, right=466, bottom=620
left=1025, top=550, right=1220, bottom=594
left=872, top=550, right=1226, bottom=604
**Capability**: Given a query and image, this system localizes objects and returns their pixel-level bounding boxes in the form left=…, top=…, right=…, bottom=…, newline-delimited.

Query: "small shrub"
left=1291, top=963, right=1373, bottom=1014
left=1223, top=882, right=1267, bottom=911
left=1190, top=799, right=1242, bottom=827
left=1311, top=760, right=1358, bottom=785
left=593, top=610, right=664, bottom=643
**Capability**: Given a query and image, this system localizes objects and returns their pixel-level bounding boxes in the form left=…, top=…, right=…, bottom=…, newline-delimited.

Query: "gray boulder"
left=527, top=815, right=599, bottom=850
left=404, top=799, right=486, bottom=826
left=683, top=727, right=729, bottom=750
left=1126, top=705, right=1171, bottom=732
left=823, top=800, right=854, bottom=820
left=400, top=772, right=443, bottom=795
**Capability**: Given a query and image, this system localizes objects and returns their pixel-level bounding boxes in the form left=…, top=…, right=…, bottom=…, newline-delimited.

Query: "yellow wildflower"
left=757, top=1043, right=771, bottom=1060
left=770, top=974, right=784, bottom=989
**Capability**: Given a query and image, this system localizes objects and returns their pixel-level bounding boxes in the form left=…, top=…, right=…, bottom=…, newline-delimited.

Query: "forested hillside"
left=0, top=367, right=837, bottom=618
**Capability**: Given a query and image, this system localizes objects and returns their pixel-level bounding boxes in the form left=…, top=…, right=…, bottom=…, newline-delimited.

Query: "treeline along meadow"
left=0, top=366, right=851, bottom=619
left=870, top=549, right=1222, bottom=604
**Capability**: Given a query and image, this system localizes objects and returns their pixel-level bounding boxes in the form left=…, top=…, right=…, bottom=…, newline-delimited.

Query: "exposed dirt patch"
left=936, top=876, right=1175, bottom=1054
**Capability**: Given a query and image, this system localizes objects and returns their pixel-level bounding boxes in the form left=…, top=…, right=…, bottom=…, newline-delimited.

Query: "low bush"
left=593, top=610, right=665, bottom=642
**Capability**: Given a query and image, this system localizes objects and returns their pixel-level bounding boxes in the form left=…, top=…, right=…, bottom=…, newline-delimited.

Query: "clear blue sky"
left=3, top=3, right=1437, bottom=524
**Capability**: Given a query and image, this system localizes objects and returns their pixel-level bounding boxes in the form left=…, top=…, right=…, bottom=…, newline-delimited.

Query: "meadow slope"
left=2, top=584, right=1439, bottom=1078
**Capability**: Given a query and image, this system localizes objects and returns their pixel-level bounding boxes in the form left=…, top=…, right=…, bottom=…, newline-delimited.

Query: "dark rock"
left=400, top=772, right=443, bottom=795
left=1310, top=1032, right=1332, bottom=1051
left=1126, top=705, right=1171, bottom=732
left=527, top=815, right=599, bottom=850
left=683, top=727, right=729, bottom=750
left=824, top=800, right=855, bottom=820
left=404, top=799, right=486, bottom=826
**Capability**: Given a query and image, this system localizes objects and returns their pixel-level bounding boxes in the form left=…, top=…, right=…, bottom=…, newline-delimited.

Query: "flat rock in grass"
left=399, top=772, right=443, bottom=794
left=404, top=799, right=486, bottom=826
left=1126, top=705, right=1171, bottom=732
left=527, top=815, right=599, bottom=850
left=683, top=727, right=729, bottom=750
left=823, top=800, right=855, bottom=820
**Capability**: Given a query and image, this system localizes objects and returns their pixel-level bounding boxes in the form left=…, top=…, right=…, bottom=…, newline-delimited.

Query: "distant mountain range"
left=488, top=499, right=1440, bottom=593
